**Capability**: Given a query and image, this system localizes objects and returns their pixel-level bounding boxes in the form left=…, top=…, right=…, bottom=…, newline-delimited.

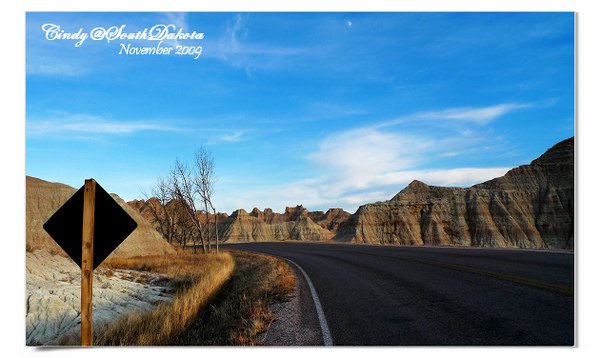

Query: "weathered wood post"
left=81, top=179, right=96, bottom=346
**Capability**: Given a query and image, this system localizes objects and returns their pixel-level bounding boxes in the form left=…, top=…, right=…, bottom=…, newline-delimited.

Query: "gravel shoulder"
left=260, top=261, right=324, bottom=346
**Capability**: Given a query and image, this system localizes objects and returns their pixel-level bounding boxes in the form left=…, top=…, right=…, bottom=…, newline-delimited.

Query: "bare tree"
left=194, top=147, right=219, bottom=254
left=141, top=176, right=177, bottom=244
left=174, top=203, right=194, bottom=250
left=144, top=147, right=219, bottom=254
left=170, top=158, right=207, bottom=253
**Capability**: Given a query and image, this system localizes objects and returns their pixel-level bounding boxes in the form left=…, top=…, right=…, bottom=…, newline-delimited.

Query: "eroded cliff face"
left=308, top=208, right=353, bottom=231
left=218, top=208, right=336, bottom=243
left=128, top=199, right=349, bottom=244
left=333, top=138, right=574, bottom=250
left=247, top=205, right=351, bottom=231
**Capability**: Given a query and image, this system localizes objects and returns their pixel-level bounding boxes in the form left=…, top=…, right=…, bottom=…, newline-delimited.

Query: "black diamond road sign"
left=43, top=181, right=138, bottom=270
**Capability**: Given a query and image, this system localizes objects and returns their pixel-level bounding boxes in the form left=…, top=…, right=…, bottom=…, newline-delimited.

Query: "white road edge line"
left=241, top=249, right=333, bottom=346
left=283, top=257, right=334, bottom=346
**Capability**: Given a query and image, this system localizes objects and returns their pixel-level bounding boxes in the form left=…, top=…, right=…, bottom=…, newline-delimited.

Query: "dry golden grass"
left=177, top=250, right=295, bottom=345
left=92, top=248, right=295, bottom=346
left=95, top=250, right=235, bottom=345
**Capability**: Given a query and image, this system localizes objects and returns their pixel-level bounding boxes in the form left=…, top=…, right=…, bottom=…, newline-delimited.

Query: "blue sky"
left=25, top=12, right=574, bottom=214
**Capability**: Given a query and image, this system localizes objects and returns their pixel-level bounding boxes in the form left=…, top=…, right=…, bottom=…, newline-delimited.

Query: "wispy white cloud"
left=307, top=128, right=434, bottom=192
left=26, top=61, right=84, bottom=77
left=157, top=12, right=190, bottom=48
left=301, top=126, right=508, bottom=201
left=226, top=14, right=244, bottom=49
left=303, top=101, right=367, bottom=121
left=220, top=130, right=246, bottom=142
left=26, top=111, right=261, bottom=144
left=379, top=103, right=532, bottom=128
left=208, top=13, right=306, bottom=72
left=160, top=12, right=188, bottom=30
left=415, top=103, right=531, bottom=124
left=27, top=114, right=181, bottom=136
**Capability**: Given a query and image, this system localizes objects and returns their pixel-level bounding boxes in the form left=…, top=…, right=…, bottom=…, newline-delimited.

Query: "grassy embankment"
left=93, top=249, right=295, bottom=346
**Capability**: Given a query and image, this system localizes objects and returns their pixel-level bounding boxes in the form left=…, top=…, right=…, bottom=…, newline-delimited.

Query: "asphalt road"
left=224, top=242, right=574, bottom=346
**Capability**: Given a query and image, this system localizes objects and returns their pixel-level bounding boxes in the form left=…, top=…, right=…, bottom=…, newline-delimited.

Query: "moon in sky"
left=348, top=21, right=352, bottom=26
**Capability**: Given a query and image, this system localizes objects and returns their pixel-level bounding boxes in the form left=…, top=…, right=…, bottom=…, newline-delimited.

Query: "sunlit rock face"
left=218, top=208, right=337, bottom=243
left=334, top=138, right=574, bottom=250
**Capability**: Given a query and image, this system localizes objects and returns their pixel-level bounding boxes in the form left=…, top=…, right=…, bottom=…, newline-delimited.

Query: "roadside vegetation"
left=92, top=248, right=295, bottom=346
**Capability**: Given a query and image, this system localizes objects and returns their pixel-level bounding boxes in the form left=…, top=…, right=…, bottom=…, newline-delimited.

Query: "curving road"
left=225, top=242, right=574, bottom=346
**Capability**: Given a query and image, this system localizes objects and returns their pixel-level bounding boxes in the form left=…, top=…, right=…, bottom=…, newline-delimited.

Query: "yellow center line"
left=399, top=256, right=573, bottom=295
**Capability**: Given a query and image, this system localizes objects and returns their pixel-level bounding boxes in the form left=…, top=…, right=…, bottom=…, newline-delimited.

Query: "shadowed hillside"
left=26, top=176, right=176, bottom=258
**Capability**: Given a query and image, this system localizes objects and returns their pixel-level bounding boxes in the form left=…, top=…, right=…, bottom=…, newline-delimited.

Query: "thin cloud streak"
left=27, top=61, right=84, bottom=77
left=417, top=103, right=532, bottom=124
left=220, top=130, right=246, bottom=142
left=205, top=13, right=308, bottom=72
left=157, top=12, right=190, bottom=48
left=378, top=103, right=532, bottom=129
left=27, top=115, right=182, bottom=135
left=26, top=113, right=257, bottom=149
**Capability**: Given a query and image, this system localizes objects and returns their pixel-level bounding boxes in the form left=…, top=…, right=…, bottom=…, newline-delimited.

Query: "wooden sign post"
left=81, top=179, right=96, bottom=346
left=43, top=178, right=138, bottom=347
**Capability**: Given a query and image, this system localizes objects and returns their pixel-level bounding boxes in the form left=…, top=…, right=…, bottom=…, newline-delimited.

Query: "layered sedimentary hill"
left=128, top=199, right=350, bottom=244
left=218, top=207, right=336, bottom=243
left=307, top=208, right=353, bottom=231
left=248, top=205, right=351, bottom=231
left=26, top=176, right=176, bottom=258
left=333, top=137, right=574, bottom=250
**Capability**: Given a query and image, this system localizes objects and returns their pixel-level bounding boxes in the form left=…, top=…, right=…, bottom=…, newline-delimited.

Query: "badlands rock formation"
left=307, top=208, right=352, bottom=231
left=333, top=137, right=574, bottom=250
left=247, top=205, right=350, bottom=230
left=128, top=199, right=351, bottom=244
left=26, top=176, right=176, bottom=257
left=218, top=207, right=337, bottom=243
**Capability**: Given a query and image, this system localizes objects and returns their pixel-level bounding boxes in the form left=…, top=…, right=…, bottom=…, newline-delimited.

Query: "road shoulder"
left=260, top=260, right=324, bottom=346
